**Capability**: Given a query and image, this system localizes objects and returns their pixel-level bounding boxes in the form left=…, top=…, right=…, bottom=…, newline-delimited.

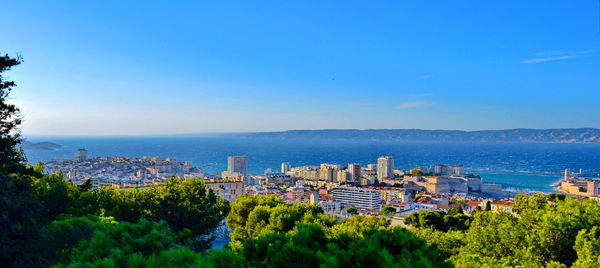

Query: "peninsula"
left=229, top=128, right=600, bottom=143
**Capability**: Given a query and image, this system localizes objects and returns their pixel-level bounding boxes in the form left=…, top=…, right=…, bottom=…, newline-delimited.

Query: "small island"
left=21, top=141, right=61, bottom=151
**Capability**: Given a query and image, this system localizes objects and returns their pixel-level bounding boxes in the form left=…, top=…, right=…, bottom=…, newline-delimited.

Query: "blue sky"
left=2, top=1, right=599, bottom=135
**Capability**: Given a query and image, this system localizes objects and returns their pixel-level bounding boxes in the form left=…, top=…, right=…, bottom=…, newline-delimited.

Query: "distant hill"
left=21, top=141, right=61, bottom=150
left=229, top=128, right=600, bottom=143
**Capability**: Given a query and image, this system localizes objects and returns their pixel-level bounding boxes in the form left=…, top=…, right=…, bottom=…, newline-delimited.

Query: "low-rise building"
left=205, top=179, right=245, bottom=201
left=491, top=200, right=513, bottom=213
left=369, top=187, right=412, bottom=203
left=387, top=201, right=410, bottom=211
left=558, top=169, right=600, bottom=197
left=462, top=201, right=482, bottom=214
left=434, top=164, right=464, bottom=175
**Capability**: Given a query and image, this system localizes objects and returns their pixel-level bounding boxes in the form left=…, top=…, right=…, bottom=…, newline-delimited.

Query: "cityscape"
left=45, top=148, right=600, bottom=222
left=3, top=1, right=600, bottom=267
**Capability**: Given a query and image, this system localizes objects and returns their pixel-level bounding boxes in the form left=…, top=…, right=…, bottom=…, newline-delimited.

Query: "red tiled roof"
left=465, top=201, right=481, bottom=206
left=492, top=200, right=513, bottom=206
left=417, top=196, right=432, bottom=203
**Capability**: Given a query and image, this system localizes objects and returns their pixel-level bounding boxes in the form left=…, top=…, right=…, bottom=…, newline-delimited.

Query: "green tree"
left=58, top=221, right=450, bottom=268
left=31, top=172, right=80, bottom=225
left=512, top=193, right=547, bottom=214
left=237, top=224, right=452, bottom=267
left=411, top=228, right=466, bottom=260
left=452, top=211, right=523, bottom=266
left=59, top=220, right=179, bottom=267
left=547, top=193, right=566, bottom=202
left=405, top=209, right=472, bottom=232
left=42, top=215, right=117, bottom=264
left=329, top=215, right=390, bottom=237
left=345, top=207, right=358, bottom=215
left=517, top=197, right=600, bottom=266
left=69, top=177, right=230, bottom=251
left=448, top=206, right=464, bottom=215
left=151, top=177, right=230, bottom=248
left=445, top=196, right=600, bottom=267
left=125, top=247, right=209, bottom=268
left=484, top=200, right=491, bottom=211
left=0, top=173, right=44, bottom=267
left=226, top=195, right=327, bottom=245
left=573, top=226, right=600, bottom=268
left=0, top=53, right=25, bottom=172
left=227, top=194, right=285, bottom=242
left=443, top=213, right=471, bottom=231
left=405, top=210, right=446, bottom=230
left=381, top=206, right=397, bottom=216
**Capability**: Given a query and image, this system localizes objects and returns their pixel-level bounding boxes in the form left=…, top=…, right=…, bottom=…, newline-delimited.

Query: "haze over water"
left=23, top=137, right=600, bottom=193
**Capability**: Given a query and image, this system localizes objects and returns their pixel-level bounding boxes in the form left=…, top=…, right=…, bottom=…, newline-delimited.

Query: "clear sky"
left=2, top=1, right=599, bottom=135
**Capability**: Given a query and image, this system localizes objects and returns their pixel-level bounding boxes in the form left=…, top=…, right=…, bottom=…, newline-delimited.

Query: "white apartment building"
left=227, top=155, right=248, bottom=176
left=377, top=156, right=394, bottom=180
left=331, top=186, right=382, bottom=210
left=281, top=162, right=291, bottom=173
left=74, top=149, right=88, bottom=162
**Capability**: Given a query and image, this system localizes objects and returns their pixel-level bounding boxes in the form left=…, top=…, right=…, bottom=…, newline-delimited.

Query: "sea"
left=23, top=136, right=600, bottom=193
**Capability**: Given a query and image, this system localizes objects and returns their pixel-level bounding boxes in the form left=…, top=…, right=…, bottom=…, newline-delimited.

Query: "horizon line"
left=22, top=127, right=600, bottom=138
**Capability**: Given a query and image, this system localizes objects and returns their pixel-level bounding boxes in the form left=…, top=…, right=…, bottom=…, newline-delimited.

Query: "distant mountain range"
left=229, top=128, right=600, bottom=143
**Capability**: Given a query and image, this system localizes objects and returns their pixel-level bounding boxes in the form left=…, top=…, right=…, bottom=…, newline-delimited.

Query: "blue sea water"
left=23, top=137, right=600, bottom=193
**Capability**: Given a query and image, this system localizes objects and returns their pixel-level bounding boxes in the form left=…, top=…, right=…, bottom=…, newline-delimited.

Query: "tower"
left=227, top=156, right=248, bottom=176
left=74, top=149, right=88, bottom=162
left=348, top=163, right=362, bottom=182
left=377, top=156, right=394, bottom=180
left=281, top=162, right=291, bottom=173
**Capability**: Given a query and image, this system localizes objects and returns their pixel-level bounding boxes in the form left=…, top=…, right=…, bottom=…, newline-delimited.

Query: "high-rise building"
left=320, top=165, right=336, bottom=182
left=347, top=163, right=362, bottom=182
left=281, top=162, right=291, bottom=173
left=377, top=156, right=394, bottom=180
left=74, top=149, right=88, bottom=162
left=337, top=169, right=349, bottom=183
left=298, top=170, right=320, bottom=181
left=320, top=164, right=341, bottom=182
left=227, top=155, right=248, bottom=176
left=367, top=164, right=377, bottom=171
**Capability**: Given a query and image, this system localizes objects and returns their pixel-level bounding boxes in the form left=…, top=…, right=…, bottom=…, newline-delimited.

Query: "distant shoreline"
left=226, top=128, right=600, bottom=144
left=22, top=127, right=600, bottom=144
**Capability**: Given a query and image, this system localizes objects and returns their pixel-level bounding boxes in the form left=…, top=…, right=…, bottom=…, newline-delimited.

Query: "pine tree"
left=0, top=53, right=24, bottom=172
